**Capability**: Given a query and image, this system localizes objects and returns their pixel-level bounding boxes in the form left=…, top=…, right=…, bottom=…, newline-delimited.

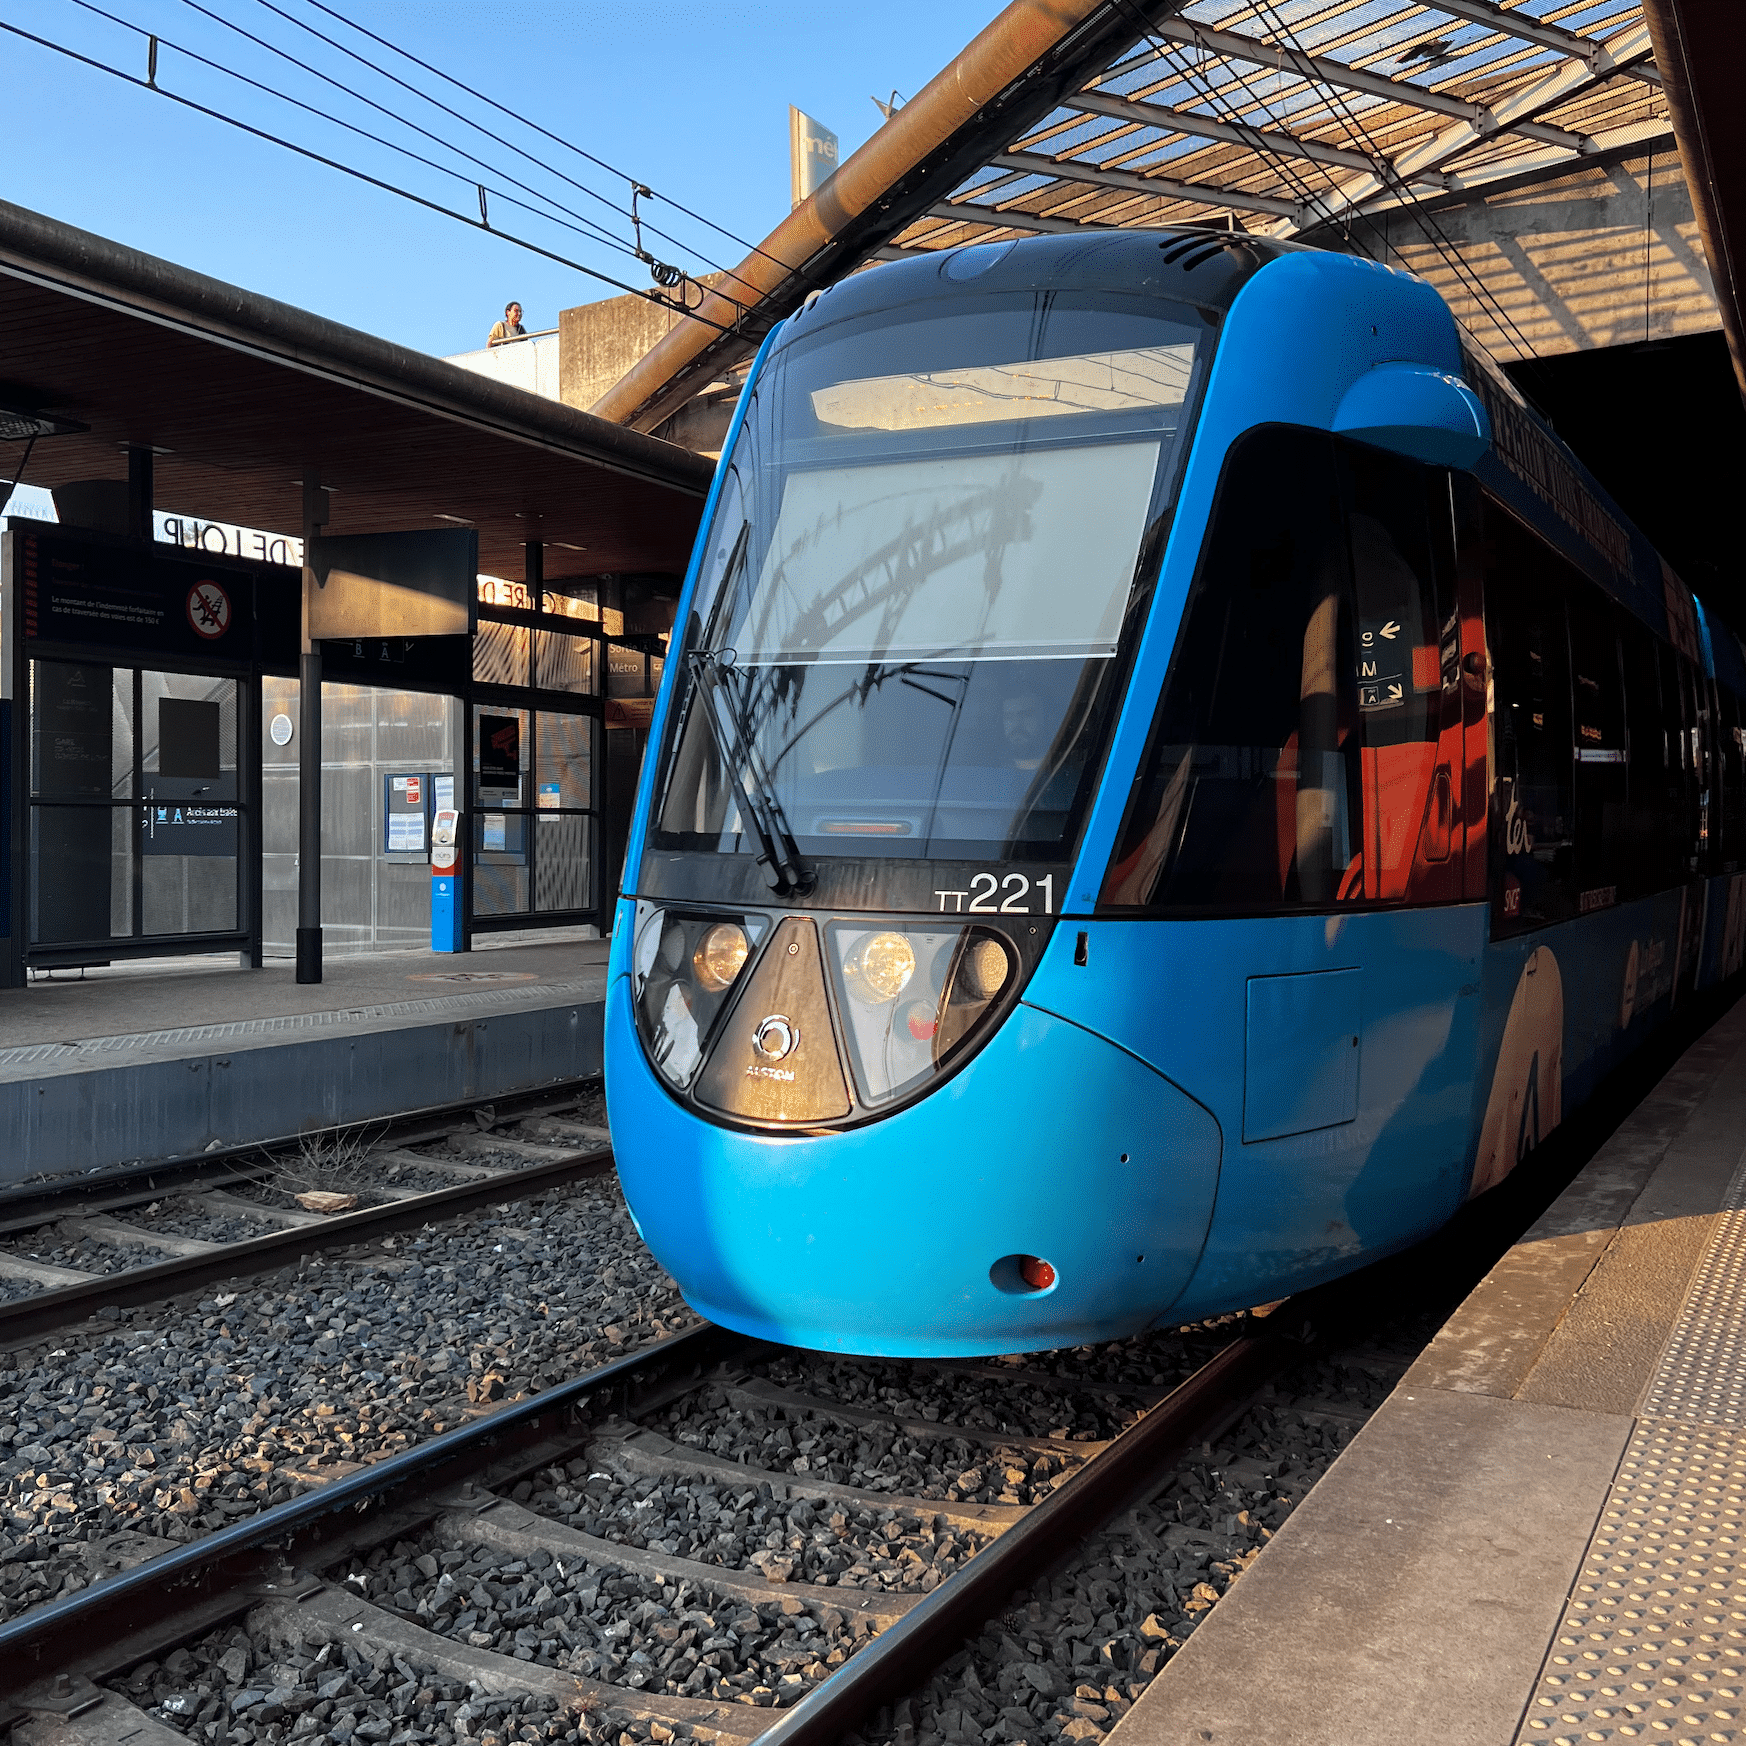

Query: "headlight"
left=842, top=930, right=916, bottom=1003
left=825, top=922, right=1017, bottom=1106
left=632, top=906, right=765, bottom=1090
left=693, top=921, right=749, bottom=992
left=957, top=935, right=1011, bottom=1002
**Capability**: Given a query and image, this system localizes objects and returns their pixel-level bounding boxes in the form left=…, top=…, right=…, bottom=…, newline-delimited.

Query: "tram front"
left=605, top=232, right=1252, bottom=1356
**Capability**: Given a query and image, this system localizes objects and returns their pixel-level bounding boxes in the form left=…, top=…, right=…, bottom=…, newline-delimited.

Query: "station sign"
left=13, top=525, right=290, bottom=665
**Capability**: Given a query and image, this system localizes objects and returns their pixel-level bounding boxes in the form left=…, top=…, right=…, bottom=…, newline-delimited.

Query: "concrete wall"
left=1353, top=144, right=1719, bottom=362
left=558, top=279, right=743, bottom=458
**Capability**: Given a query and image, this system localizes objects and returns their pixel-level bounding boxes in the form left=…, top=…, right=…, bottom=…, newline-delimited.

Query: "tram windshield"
left=651, top=289, right=1214, bottom=872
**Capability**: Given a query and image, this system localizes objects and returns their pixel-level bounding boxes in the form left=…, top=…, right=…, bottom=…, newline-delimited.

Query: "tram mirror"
left=1332, top=363, right=1490, bottom=470
left=307, top=528, right=479, bottom=641
left=159, top=697, right=220, bottom=778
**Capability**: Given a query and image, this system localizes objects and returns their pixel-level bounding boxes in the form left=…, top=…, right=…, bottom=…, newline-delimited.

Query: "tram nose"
left=608, top=980, right=1226, bottom=1356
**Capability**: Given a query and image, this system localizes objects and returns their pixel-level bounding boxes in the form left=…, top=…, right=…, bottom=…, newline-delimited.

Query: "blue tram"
left=603, top=229, right=1746, bottom=1356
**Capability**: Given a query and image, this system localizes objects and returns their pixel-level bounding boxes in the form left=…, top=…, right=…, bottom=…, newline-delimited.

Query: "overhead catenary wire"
left=64, top=0, right=748, bottom=317
left=1103, top=0, right=1377, bottom=257
left=1249, top=0, right=1552, bottom=366
left=172, top=0, right=649, bottom=264
left=240, top=0, right=768, bottom=308
left=287, top=0, right=805, bottom=300
left=0, top=16, right=744, bottom=338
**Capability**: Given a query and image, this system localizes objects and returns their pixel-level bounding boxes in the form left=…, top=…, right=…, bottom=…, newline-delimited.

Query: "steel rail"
left=0, top=1144, right=616, bottom=1346
left=0, top=1321, right=753, bottom=1707
left=0, top=1076, right=601, bottom=1228
left=753, top=1321, right=1295, bottom=1746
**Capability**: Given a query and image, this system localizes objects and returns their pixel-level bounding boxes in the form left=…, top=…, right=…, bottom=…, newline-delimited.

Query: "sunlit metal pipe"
left=591, top=0, right=1189, bottom=433
left=1640, top=0, right=1746, bottom=401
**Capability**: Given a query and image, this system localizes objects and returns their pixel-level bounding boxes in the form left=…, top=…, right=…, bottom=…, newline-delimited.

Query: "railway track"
left=3, top=994, right=1730, bottom=1746
left=0, top=1284, right=1359, bottom=1745
left=0, top=1085, right=613, bottom=1346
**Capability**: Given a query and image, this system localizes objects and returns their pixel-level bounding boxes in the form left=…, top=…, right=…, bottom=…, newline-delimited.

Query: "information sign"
left=384, top=771, right=433, bottom=855
left=15, top=527, right=277, bottom=663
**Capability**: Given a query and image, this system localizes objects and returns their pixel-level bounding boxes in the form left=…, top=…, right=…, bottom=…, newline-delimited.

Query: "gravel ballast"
left=340, top=1529, right=862, bottom=1709
left=0, top=1171, right=694, bottom=1625
left=115, top=1623, right=592, bottom=1744
left=527, top=1460, right=993, bottom=1592
left=649, top=1383, right=1079, bottom=1510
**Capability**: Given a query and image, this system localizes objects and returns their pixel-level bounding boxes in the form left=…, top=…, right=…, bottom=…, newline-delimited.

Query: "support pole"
left=125, top=447, right=153, bottom=540
left=296, top=481, right=328, bottom=985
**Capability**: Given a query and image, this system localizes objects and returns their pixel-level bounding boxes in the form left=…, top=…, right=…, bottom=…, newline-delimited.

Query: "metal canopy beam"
left=1266, top=20, right=1653, bottom=237
left=1068, top=89, right=1383, bottom=175
left=1350, top=117, right=1676, bottom=221
left=991, top=149, right=1300, bottom=219
left=1149, top=15, right=1589, bottom=149
left=1428, top=0, right=1604, bottom=66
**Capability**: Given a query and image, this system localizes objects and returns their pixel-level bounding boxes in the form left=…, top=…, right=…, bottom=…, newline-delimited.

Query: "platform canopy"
left=595, top=0, right=1682, bottom=431
left=0, top=199, right=714, bottom=579
left=896, top=1, right=1662, bottom=253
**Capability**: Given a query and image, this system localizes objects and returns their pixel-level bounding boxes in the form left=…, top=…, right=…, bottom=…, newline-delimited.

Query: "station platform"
left=1113, top=995, right=1746, bottom=1746
left=0, top=936, right=609, bottom=1182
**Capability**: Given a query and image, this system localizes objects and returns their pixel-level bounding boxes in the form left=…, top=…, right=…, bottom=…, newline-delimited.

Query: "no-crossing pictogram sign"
left=186, top=579, right=233, bottom=639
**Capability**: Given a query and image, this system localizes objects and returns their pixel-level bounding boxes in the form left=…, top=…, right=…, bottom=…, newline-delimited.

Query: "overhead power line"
left=0, top=15, right=743, bottom=337
left=294, top=0, right=806, bottom=295
left=241, top=0, right=771, bottom=306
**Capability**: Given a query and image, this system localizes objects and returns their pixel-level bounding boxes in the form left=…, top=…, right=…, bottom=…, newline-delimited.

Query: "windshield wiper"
left=688, top=650, right=813, bottom=897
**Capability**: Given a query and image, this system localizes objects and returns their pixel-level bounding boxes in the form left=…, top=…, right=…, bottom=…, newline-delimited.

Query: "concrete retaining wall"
left=1, top=996, right=603, bottom=1180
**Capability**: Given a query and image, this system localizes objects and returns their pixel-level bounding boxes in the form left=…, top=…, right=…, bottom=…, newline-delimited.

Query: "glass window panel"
left=1103, top=428, right=1453, bottom=912
left=1570, top=609, right=1627, bottom=903
left=536, top=630, right=595, bottom=695
left=1488, top=505, right=1576, bottom=934
left=473, top=706, right=529, bottom=807
left=29, top=804, right=117, bottom=943
left=537, top=713, right=594, bottom=810
left=535, top=812, right=593, bottom=912
left=474, top=616, right=530, bottom=686
left=31, top=661, right=117, bottom=798
left=472, top=857, right=529, bottom=916
left=1622, top=614, right=1672, bottom=894
left=142, top=852, right=238, bottom=936
left=812, top=343, right=1198, bottom=431
left=111, top=804, right=133, bottom=938
left=542, top=586, right=599, bottom=621
left=474, top=809, right=528, bottom=863
left=734, top=441, right=1160, bottom=664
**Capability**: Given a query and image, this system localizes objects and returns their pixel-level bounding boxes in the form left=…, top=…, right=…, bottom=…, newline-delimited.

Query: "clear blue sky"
left=5, top=0, right=996, bottom=357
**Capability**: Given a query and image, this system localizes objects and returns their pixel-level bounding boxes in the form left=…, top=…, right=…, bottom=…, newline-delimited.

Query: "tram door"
left=26, top=659, right=251, bottom=965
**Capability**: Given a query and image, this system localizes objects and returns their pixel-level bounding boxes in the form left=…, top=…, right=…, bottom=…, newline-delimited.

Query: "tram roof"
left=0, top=198, right=714, bottom=579
left=596, top=0, right=1687, bottom=432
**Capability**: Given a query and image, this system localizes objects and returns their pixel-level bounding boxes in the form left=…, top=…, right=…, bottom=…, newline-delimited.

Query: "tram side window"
left=1101, top=425, right=1454, bottom=912
left=1720, top=689, right=1746, bottom=874
left=1486, top=502, right=1575, bottom=934
left=1621, top=615, right=1674, bottom=896
left=1658, top=642, right=1697, bottom=879
left=1569, top=600, right=1628, bottom=908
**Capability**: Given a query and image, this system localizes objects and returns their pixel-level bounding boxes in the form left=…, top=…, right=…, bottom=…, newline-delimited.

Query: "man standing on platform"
left=487, top=301, right=526, bottom=346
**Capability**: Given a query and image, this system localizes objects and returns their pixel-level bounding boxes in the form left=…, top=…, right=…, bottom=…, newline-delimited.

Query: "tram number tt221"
left=934, top=874, right=1055, bottom=915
